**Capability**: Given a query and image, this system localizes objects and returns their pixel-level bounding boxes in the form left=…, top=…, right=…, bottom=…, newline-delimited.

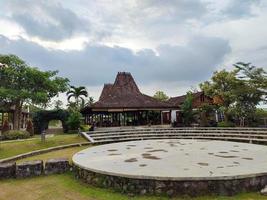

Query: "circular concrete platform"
left=73, top=139, right=267, bottom=196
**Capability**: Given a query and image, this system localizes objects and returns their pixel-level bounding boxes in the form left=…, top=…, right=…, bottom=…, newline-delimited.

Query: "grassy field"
left=17, top=145, right=89, bottom=163
left=0, top=134, right=87, bottom=159
left=0, top=173, right=266, bottom=200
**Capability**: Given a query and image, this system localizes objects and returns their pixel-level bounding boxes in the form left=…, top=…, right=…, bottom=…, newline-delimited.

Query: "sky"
left=0, top=0, right=267, bottom=105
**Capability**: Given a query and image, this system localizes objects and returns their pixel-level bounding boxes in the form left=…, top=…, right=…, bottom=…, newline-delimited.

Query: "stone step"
left=91, top=135, right=267, bottom=144
left=89, top=129, right=267, bottom=137
left=89, top=127, right=267, bottom=135
left=91, top=132, right=267, bottom=140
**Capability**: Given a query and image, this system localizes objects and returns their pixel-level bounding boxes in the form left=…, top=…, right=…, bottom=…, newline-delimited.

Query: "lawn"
left=0, top=173, right=266, bottom=200
left=17, top=145, right=89, bottom=163
left=0, top=134, right=87, bottom=159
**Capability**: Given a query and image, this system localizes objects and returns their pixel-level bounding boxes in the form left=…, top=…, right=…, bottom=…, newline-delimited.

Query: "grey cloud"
left=137, top=0, right=207, bottom=21
left=222, top=0, right=261, bottom=19
left=5, top=0, right=90, bottom=41
left=0, top=34, right=230, bottom=87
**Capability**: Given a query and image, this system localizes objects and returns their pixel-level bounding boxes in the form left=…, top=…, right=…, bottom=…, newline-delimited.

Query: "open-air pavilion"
left=81, top=72, right=178, bottom=127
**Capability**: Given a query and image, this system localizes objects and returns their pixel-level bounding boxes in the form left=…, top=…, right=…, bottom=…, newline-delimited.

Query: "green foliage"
left=181, top=92, right=195, bottom=126
left=153, top=91, right=169, bottom=101
left=1, top=120, right=10, bottom=133
left=67, top=111, right=82, bottom=130
left=67, top=86, right=88, bottom=109
left=198, top=103, right=216, bottom=127
left=32, top=109, right=69, bottom=134
left=84, top=96, right=95, bottom=107
left=80, top=124, right=91, bottom=131
left=53, top=100, right=63, bottom=110
left=217, top=121, right=235, bottom=127
left=2, top=130, right=30, bottom=140
left=0, top=54, right=69, bottom=130
left=200, top=62, right=267, bottom=126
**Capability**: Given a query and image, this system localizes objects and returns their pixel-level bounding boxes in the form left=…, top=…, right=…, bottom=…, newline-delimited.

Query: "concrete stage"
left=73, top=139, right=267, bottom=180
left=73, top=139, right=267, bottom=196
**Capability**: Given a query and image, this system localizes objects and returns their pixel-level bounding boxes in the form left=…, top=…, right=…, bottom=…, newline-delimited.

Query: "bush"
left=26, top=120, right=34, bottom=136
left=67, top=111, right=82, bottom=131
left=80, top=124, right=91, bottom=132
left=1, top=120, right=10, bottom=133
left=2, top=130, right=31, bottom=140
left=217, top=121, right=235, bottom=127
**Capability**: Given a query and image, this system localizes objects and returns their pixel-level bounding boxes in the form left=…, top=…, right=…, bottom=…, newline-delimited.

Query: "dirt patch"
left=108, top=153, right=121, bottom=156
left=124, top=158, right=138, bottom=162
left=214, top=155, right=238, bottom=158
left=242, top=157, right=253, bottom=160
left=107, top=149, right=118, bottom=152
left=144, top=147, right=153, bottom=150
left=230, top=150, right=239, bottom=152
left=147, top=149, right=167, bottom=153
left=142, top=154, right=161, bottom=160
left=197, top=162, right=209, bottom=166
left=139, top=164, right=147, bottom=167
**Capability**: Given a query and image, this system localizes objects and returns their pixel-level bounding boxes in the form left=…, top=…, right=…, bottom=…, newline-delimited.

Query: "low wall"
left=74, top=166, right=267, bottom=197
left=0, top=158, right=70, bottom=179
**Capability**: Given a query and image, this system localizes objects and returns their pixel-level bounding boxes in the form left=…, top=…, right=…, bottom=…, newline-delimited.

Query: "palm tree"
left=67, top=86, right=88, bottom=108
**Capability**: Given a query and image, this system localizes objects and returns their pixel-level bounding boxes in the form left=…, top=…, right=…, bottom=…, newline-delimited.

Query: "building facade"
left=82, top=72, right=215, bottom=127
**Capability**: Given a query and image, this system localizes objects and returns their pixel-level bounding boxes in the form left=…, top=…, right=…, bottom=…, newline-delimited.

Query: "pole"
left=41, top=130, right=46, bottom=143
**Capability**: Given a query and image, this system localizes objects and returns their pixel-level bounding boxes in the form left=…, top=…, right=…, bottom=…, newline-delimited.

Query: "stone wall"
left=0, top=158, right=70, bottom=179
left=74, top=165, right=267, bottom=197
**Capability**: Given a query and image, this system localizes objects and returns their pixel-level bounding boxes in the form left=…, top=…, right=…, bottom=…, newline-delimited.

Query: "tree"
left=200, top=62, right=267, bottom=126
left=0, top=54, right=69, bottom=130
left=181, top=92, right=194, bottom=126
left=84, top=96, right=95, bottom=107
left=53, top=100, right=63, bottom=110
left=153, top=91, right=169, bottom=101
left=233, top=62, right=267, bottom=125
left=67, top=86, right=88, bottom=108
left=200, top=69, right=239, bottom=122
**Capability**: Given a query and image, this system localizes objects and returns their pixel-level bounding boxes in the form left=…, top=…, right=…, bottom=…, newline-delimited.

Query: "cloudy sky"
left=1, top=0, right=267, bottom=103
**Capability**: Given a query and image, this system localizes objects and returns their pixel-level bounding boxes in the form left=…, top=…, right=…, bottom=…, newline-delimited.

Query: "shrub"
left=1, top=120, right=10, bottom=133
left=217, top=121, right=235, bottom=127
left=80, top=124, right=91, bottom=132
left=2, top=130, right=31, bottom=140
left=67, top=111, right=82, bottom=131
left=26, top=120, right=34, bottom=136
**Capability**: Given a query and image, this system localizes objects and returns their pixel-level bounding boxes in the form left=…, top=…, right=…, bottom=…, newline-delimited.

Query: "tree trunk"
left=13, top=100, right=22, bottom=130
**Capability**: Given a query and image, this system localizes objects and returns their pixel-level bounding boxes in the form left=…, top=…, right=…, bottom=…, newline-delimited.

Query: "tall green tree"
left=200, top=62, right=267, bottom=126
left=0, top=54, right=69, bottom=130
left=181, top=92, right=194, bottom=126
left=233, top=62, right=267, bottom=125
left=200, top=69, right=239, bottom=122
left=153, top=91, right=169, bottom=101
left=67, top=86, right=88, bottom=108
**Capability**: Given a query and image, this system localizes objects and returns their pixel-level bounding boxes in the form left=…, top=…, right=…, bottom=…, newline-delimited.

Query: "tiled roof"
left=88, top=72, right=176, bottom=110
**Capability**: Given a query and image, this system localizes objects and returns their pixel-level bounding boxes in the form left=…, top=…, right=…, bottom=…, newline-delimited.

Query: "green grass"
left=0, top=134, right=87, bottom=159
left=0, top=173, right=266, bottom=200
left=17, top=145, right=89, bottom=163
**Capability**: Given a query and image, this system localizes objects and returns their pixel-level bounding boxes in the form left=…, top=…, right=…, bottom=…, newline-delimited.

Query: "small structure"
left=0, top=105, right=30, bottom=130
left=167, top=92, right=214, bottom=124
left=82, top=72, right=177, bottom=126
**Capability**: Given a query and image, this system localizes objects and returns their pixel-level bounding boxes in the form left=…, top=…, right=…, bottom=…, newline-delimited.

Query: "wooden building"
left=81, top=72, right=177, bottom=127
left=167, top=92, right=215, bottom=125
left=0, top=106, right=30, bottom=130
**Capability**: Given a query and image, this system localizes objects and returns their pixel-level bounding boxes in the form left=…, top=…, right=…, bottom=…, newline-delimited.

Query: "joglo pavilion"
left=81, top=72, right=214, bottom=127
